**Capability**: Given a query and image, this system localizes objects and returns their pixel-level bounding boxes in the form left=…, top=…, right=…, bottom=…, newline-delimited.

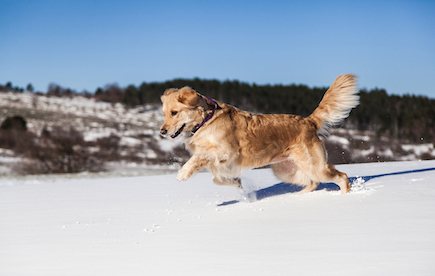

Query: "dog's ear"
left=161, top=89, right=177, bottom=103
left=163, top=88, right=177, bottom=96
left=177, top=87, right=199, bottom=106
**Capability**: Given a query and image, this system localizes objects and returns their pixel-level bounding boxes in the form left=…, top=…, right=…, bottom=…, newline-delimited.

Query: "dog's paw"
left=177, top=169, right=191, bottom=182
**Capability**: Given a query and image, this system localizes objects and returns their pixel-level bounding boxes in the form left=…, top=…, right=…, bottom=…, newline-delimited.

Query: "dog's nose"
left=160, top=128, right=168, bottom=135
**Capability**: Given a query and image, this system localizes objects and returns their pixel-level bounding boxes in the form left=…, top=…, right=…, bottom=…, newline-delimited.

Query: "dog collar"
left=191, top=96, right=217, bottom=134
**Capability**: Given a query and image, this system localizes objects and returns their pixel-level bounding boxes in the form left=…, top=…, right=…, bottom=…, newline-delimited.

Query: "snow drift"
left=1, top=160, right=435, bottom=275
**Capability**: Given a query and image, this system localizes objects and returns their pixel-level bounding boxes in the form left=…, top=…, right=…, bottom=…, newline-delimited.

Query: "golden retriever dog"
left=160, top=74, right=359, bottom=194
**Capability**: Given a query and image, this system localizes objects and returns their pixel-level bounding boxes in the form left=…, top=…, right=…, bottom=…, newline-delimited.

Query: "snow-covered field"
left=1, top=160, right=435, bottom=275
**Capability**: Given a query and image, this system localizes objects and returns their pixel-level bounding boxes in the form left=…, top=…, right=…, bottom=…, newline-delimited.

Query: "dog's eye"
left=171, top=111, right=178, bottom=116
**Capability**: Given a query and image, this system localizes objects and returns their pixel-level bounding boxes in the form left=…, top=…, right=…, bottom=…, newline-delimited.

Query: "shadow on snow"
left=218, top=167, right=435, bottom=206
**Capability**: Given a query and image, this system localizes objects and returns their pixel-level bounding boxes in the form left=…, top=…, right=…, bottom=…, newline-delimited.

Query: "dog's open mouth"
left=171, top=124, right=186, bottom=138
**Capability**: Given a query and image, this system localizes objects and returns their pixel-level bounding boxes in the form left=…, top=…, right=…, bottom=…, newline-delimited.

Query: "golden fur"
left=160, top=74, right=359, bottom=194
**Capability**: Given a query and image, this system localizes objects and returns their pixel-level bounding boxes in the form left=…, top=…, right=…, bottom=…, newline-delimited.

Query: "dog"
left=160, top=74, right=359, bottom=194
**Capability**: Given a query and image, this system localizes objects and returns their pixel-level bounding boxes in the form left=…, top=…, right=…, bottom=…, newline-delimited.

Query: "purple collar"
left=191, top=96, right=217, bottom=134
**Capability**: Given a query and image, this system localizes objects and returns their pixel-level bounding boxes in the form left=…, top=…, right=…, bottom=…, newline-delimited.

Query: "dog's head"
left=160, top=87, right=208, bottom=139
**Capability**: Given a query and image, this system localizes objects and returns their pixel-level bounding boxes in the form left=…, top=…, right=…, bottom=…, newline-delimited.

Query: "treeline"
left=2, top=79, right=435, bottom=143
left=351, top=88, right=435, bottom=143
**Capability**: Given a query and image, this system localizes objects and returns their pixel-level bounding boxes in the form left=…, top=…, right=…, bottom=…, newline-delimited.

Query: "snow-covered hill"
left=1, top=160, right=435, bottom=275
left=0, top=91, right=184, bottom=175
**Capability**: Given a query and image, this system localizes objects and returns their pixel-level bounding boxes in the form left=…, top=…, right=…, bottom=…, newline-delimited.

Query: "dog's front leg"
left=177, top=154, right=211, bottom=182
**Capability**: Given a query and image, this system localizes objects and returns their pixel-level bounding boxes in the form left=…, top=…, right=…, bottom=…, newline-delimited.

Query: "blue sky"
left=1, top=0, right=434, bottom=98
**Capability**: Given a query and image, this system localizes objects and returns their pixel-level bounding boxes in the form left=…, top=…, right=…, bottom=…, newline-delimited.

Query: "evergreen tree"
left=26, top=83, right=34, bottom=93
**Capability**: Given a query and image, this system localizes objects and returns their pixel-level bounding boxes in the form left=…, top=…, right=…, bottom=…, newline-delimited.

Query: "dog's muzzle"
left=160, top=124, right=186, bottom=139
left=170, top=124, right=186, bottom=138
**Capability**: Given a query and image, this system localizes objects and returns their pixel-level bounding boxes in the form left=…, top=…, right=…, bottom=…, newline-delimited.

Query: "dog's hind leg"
left=272, top=160, right=318, bottom=193
left=298, top=180, right=320, bottom=194
left=323, top=164, right=350, bottom=194
left=292, top=142, right=350, bottom=194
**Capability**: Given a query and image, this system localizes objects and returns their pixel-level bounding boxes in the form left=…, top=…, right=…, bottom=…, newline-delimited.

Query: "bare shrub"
left=95, top=84, right=124, bottom=104
left=323, top=140, right=352, bottom=164
left=0, top=116, right=31, bottom=152
left=1, top=115, right=27, bottom=131
left=0, top=130, right=33, bottom=153
left=16, top=127, right=105, bottom=175
left=94, top=133, right=121, bottom=161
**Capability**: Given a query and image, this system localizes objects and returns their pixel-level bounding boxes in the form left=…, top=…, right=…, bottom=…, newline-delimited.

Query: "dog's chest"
left=185, top=134, right=221, bottom=153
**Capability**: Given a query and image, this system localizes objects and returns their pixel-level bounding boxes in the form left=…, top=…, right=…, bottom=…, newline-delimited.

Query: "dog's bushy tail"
left=308, top=74, right=359, bottom=135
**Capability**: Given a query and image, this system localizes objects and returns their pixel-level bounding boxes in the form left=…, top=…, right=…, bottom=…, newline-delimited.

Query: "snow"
left=83, top=131, right=112, bottom=142
left=1, top=160, right=435, bottom=275
left=402, top=143, right=435, bottom=156
left=328, top=135, right=350, bottom=145
left=354, top=146, right=375, bottom=156
left=119, top=136, right=142, bottom=147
